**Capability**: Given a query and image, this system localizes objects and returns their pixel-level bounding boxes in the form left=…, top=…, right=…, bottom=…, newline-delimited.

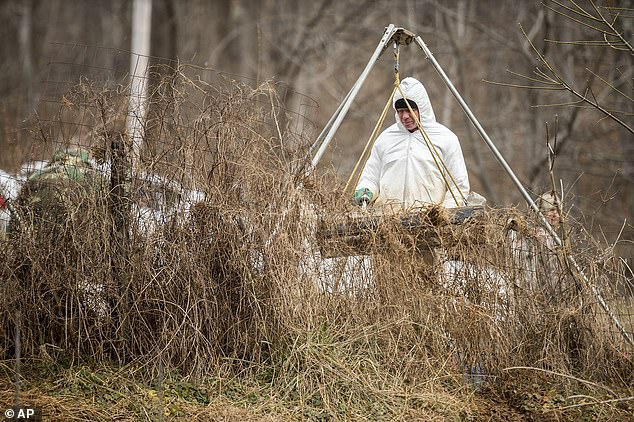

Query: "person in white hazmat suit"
left=353, top=77, right=470, bottom=209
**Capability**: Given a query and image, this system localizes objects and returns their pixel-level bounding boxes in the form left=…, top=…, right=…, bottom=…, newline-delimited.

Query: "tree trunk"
left=19, top=0, right=34, bottom=110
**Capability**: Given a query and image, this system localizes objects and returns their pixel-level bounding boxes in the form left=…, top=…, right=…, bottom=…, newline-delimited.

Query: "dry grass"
left=0, top=68, right=632, bottom=421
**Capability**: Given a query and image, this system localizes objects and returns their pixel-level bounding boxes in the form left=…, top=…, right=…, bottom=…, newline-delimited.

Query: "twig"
left=549, top=395, right=634, bottom=412
left=503, top=366, right=618, bottom=397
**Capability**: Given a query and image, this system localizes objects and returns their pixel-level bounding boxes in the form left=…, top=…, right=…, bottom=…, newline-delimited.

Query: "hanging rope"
left=395, top=84, right=467, bottom=207
left=345, top=43, right=401, bottom=193
left=344, top=86, right=396, bottom=193
left=346, top=41, right=466, bottom=206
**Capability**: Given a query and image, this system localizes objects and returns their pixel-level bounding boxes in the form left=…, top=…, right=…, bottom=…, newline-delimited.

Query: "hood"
left=393, top=77, right=436, bottom=128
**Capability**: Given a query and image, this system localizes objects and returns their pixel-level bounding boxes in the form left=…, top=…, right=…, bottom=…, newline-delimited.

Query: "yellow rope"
left=346, top=43, right=466, bottom=206
left=395, top=84, right=467, bottom=206
left=344, top=84, right=397, bottom=193
left=344, top=48, right=402, bottom=194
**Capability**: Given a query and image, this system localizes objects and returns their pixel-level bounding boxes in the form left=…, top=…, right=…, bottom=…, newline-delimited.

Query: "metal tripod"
left=309, top=24, right=634, bottom=348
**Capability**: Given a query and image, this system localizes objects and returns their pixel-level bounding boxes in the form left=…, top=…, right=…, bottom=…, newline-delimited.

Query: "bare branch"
left=548, top=0, right=599, bottom=21
left=585, top=67, right=634, bottom=102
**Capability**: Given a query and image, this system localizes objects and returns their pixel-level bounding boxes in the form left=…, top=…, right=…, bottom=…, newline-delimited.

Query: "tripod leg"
left=414, top=34, right=634, bottom=349
left=310, top=24, right=398, bottom=170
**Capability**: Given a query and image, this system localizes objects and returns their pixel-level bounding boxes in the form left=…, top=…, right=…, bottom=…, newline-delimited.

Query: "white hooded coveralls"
left=356, top=77, right=470, bottom=209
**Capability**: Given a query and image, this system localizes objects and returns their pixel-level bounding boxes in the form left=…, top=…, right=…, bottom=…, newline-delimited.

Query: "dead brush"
left=0, top=68, right=632, bottom=418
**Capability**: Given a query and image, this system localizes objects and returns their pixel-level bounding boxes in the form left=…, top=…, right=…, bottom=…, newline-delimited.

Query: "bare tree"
left=494, top=0, right=633, bottom=256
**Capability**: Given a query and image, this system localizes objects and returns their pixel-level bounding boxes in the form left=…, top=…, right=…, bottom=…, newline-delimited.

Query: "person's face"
left=397, top=108, right=420, bottom=132
left=544, top=208, right=559, bottom=226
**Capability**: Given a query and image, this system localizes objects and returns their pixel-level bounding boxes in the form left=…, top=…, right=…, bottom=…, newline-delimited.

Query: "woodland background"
left=0, top=1, right=632, bottom=420
left=0, top=0, right=632, bottom=263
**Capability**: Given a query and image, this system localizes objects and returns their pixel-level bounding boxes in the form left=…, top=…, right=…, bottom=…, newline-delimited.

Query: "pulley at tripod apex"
left=388, top=27, right=416, bottom=46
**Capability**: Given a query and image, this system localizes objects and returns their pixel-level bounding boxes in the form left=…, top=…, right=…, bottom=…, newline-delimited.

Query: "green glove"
left=352, top=188, right=373, bottom=206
